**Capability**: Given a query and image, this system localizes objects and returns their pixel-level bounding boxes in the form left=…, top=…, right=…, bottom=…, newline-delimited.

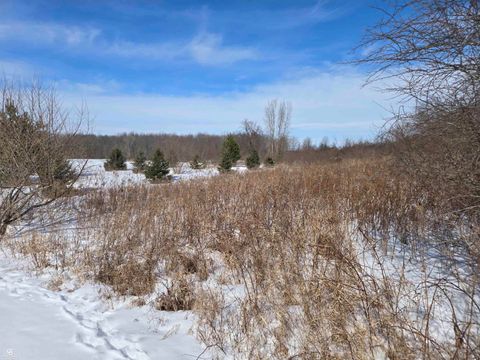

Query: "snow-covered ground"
left=0, top=159, right=253, bottom=360
left=1, top=159, right=235, bottom=360
left=2, top=159, right=475, bottom=359
left=73, top=159, right=246, bottom=189
left=73, top=159, right=146, bottom=189
left=0, top=255, right=209, bottom=360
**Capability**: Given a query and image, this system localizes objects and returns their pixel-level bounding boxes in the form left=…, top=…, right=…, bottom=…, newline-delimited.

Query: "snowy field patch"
left=0, top=255, right=209, bottom=360
left=72, top=159, right=246, bottom=189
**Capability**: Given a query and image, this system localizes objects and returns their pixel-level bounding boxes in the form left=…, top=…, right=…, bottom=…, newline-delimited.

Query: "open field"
left=1, top=1, right=478, bottom=358
left=1, top=157, right=478, bottom=359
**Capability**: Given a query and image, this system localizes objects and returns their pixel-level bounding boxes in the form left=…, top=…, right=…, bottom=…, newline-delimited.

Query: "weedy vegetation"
left=5, top=157, right=479, bottom=358
left=1, top=0, right=479, bottom=358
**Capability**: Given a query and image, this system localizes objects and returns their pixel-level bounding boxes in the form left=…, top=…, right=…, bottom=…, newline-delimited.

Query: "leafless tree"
left=358, top=0, right=479, bottom=107
left=264, top=100, right=277, bottom=157
left=357, top=4, right=480, bottom=353
left=241, top=119, right=263, bottom=151
left=301, top=137, right=314, bottom=150
left=357, top=0, right=480, bottom=214
left=263, top=99, right=292, bottom=160
left=0, top=79, right=87, bottom=237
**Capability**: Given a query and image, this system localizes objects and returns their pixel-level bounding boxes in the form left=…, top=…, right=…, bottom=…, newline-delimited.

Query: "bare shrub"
left=155, top=276, right=196, bottom=311
left=357, top=0, right=480, bottom=220
left=6, top=158, right=477, bottom=358
left=73, top=161, right=479, bottom=357
left=355, top=2, right=480, bottom=292
left=357, top=0, right=479, bottom=106
left=387, top=103, right=480, bottom=219
left=96, top=257, right=156, bottom=296
left=0, top=79, right=87, bottom=237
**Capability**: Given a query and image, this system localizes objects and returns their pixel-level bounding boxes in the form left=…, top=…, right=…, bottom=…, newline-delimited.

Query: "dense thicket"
left=0, top=81, right=86, bottom=236
left=15, top=158, right=474, bottom=358
left=358, top=0, right=480, bottom=219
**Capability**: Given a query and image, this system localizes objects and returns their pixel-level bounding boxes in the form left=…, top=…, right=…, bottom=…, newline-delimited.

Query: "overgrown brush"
left=6, top=158, right=479, bottom=359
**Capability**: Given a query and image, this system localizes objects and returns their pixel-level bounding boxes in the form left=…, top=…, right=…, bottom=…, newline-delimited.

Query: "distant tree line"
left=284, top=139, right=391, bottom=163
left=66, top=99, right=295, bottom=163
left=66, top=96, right=388, bottom=165
left=67, top=132, right=269, bottom=162
left=69, top=131, right=386, bottom=165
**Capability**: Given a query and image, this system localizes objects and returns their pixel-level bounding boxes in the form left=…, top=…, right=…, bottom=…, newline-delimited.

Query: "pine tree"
left=52, top=158, right=76, bottom=182
left=104, top=148, right=126, bottom=171
left=246, top=148, right=260, bottom=169
left=190, top=155, right=204, bottom=170
left=218, top=135, right=240, bottom=172
left=145, top=149, right=170, bottom=181
left=39, top=158, right=77, bottom=197
left=265, top=157, right=275, bottom=167
left=134, top=152, right=147, bottom=172
left=218, top=156, right=233, bottom=173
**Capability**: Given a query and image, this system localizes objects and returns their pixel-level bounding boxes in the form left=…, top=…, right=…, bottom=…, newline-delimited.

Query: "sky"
left=0, top=0, right=392, bottom=144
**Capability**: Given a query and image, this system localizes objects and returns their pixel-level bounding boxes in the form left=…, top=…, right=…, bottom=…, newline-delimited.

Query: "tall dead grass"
left=5, top=157, right=479, bottom=359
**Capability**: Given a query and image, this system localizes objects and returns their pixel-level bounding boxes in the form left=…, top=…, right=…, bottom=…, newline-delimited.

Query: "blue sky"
left=0, top=0, right=391, bottom=144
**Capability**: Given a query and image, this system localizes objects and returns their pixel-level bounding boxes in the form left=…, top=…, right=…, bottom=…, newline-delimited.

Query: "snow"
left=170, top=163, right=219, bottom=182
left=72, top=159, right=245, bottom=189
left=4, top=159, right=472, bottom=358
left=0, top=160, right=230, bottom=360
left=73, top=159, right=146, bottom=189
left=0, top=256, right=209, bottom=360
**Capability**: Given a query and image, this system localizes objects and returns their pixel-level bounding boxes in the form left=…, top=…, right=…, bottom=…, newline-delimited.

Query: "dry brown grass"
left=5, top=157, right=479, bottom=359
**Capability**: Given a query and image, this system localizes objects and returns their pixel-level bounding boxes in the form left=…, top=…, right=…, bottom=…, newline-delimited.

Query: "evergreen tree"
left=52, top=158, right=76, bottom=182
left=2, top=102, right=77, bottom=189
left=145, top=149, right=170, bottom=181
left=218, top=135, right=240, bottom=172
left=265, top=157, right=275, bottom=167
left=134, top=152, right=146, bottom=172
left=104, top=148, right=126, bottom=171
left=246, top=148, right=260, bottom=169
left=190, top=154, right=204, bottom=170
left=218, top=156, right=233, bottom=173
left=38, top=158, right=77, bottom=197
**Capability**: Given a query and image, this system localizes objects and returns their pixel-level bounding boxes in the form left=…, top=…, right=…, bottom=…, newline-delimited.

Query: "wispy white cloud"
left=219, top=0, right=348, bottom=31
left=188, top=32, right=258, bottom=65
left=0, top=21, right=100, bottom=46
left=303, top=0, right=344, bottom=24
left=105, top=40, right=184, bottom=60
left=0, top=59, right=38, bottom=77
left=57, top=79, right=122, bottom=95
left=0, top=20, right=257, bottom=66
left=105, top=32, right=258, bottom=65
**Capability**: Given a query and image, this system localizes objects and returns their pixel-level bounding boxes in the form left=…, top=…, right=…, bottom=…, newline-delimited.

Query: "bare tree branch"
left=0, top=78, right=88, bottom=237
